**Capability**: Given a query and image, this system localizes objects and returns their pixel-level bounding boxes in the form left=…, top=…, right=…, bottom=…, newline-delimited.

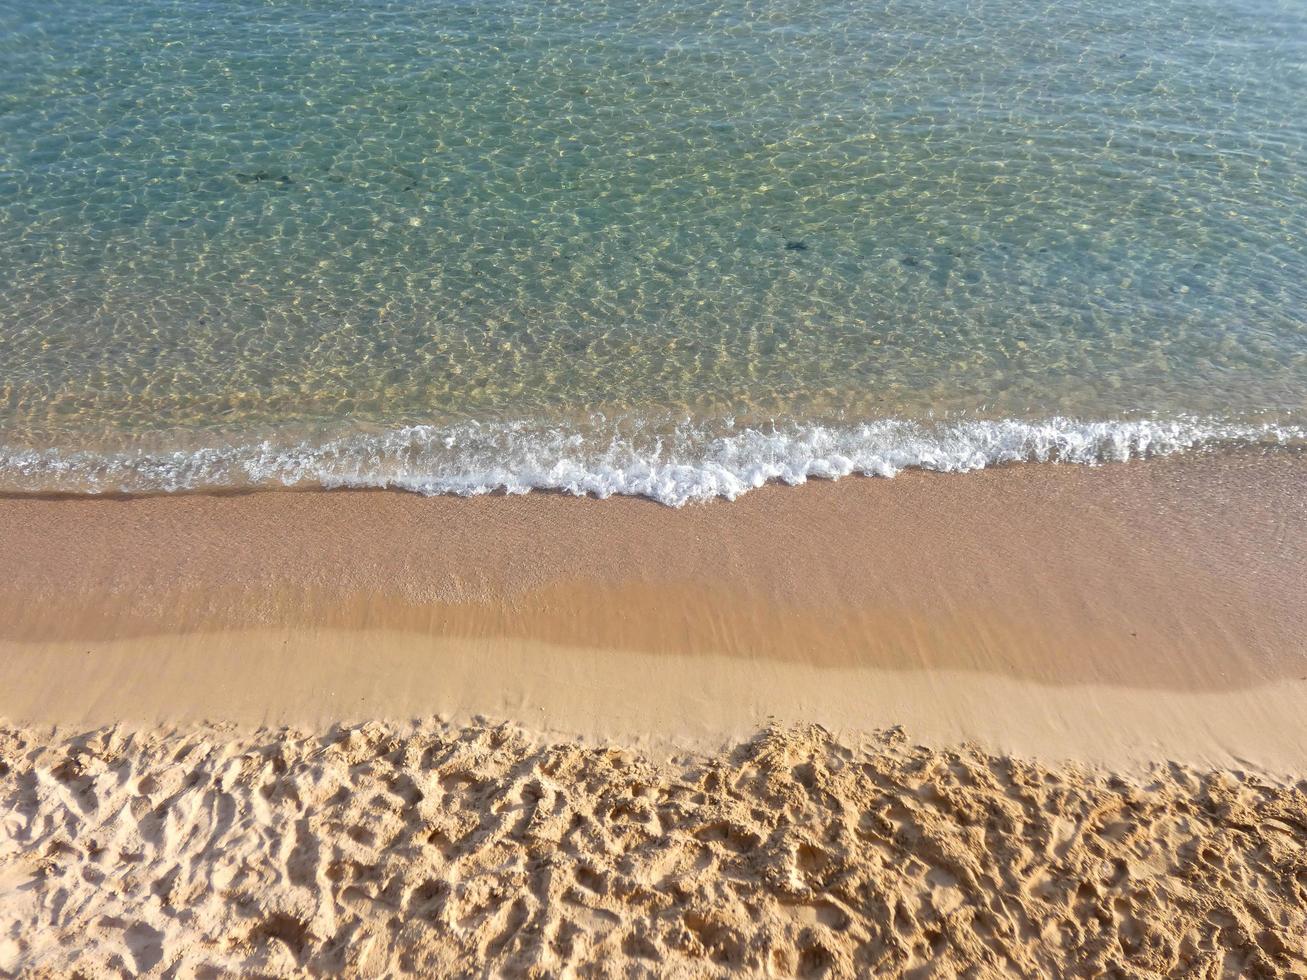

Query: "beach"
left=3, top=0, right=1306, bottom=968
left=2, top=454, right=1307, bottom=974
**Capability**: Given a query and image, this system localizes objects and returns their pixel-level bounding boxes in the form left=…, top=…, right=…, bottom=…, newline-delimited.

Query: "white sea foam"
left=0, top=416, right=1301, bottom=507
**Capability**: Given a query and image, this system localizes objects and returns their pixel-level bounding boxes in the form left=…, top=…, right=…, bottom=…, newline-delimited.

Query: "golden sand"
left=3, top=718, right=1305, bottom=977
left=2, top=453, right=1307, bottom=976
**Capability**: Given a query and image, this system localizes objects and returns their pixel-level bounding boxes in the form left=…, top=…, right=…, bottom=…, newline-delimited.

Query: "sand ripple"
left=1, top=720, right=1305, bottom=977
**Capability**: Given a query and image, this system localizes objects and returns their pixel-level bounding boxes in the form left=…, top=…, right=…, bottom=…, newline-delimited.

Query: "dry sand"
left=3, top=718, right=1305, bottom=978
left=2, top=452, right=1307, bottom=976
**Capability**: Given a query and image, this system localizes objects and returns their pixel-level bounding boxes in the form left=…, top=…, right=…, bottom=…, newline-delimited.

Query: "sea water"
left=1, top=0, right=1304, bottom=503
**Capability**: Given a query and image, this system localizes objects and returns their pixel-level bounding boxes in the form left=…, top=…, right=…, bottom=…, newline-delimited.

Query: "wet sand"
left=1, top=449, right=1305, bottom=770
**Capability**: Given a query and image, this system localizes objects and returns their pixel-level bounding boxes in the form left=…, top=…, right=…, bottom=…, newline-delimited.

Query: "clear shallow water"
left=1, top=0, right=1304, bottom=502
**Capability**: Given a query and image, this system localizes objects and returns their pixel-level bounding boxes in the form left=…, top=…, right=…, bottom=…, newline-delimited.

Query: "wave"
left=0, top=415, right=1301, bottom=506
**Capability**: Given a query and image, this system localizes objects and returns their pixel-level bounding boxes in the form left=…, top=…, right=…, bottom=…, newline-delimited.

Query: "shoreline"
left=4, top=415, right=1301, bottom=503
left=3, top=448, right=1306, bottom=771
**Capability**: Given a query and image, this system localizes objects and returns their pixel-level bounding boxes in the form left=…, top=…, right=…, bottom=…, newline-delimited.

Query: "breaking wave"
left=0, top=415, right=1300, bottom=507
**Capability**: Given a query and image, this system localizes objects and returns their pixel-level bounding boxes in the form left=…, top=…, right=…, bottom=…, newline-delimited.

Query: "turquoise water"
left=1, top=0, right=1304, bottom=502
